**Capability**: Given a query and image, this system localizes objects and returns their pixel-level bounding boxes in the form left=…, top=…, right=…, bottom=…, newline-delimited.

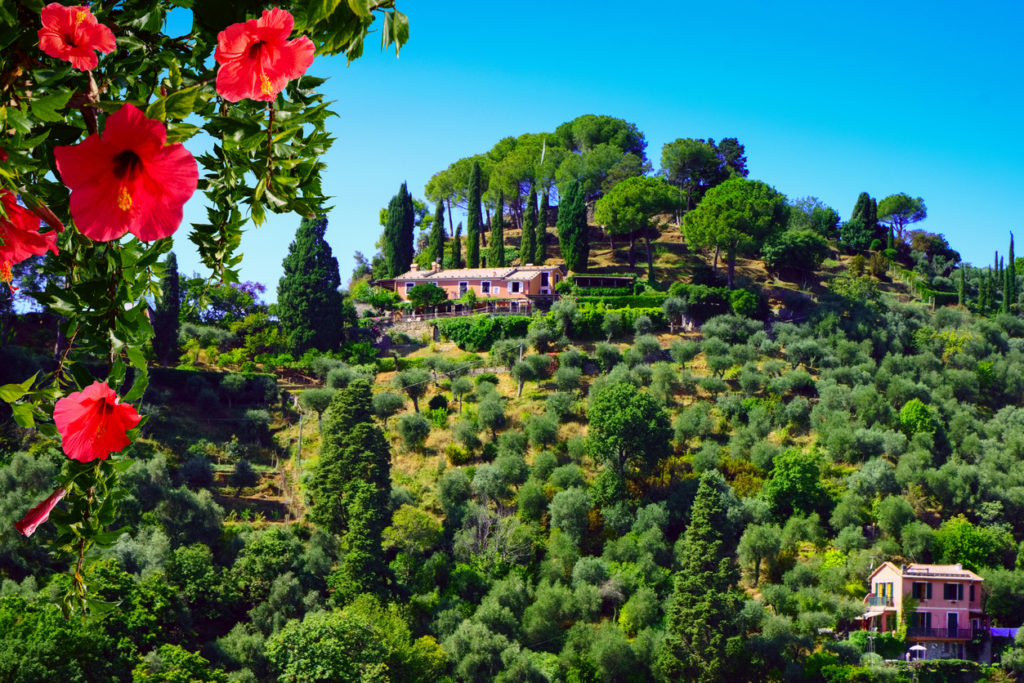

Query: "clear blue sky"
left=174, top=0, right=1024, bottom=300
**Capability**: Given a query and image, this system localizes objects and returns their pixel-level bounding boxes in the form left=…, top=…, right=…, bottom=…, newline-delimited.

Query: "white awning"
left=862, top=610, right=884, bottom=619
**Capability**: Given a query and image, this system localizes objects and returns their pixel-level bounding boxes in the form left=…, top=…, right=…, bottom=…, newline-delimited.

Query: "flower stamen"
left=117, top=186, right=132, bottom=212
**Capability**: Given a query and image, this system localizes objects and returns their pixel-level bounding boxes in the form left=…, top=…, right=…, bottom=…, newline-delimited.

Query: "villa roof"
left=868, top=561, right=984, bottom=583
left=393, top=265, right=560, bottom=281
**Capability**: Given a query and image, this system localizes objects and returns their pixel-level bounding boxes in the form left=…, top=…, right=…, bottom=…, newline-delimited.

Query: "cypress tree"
left=536, top=190, right=549, bottom=265
left=887, top=226, right=894, bottom=251
left=556, top=180, right=589, bottom=272
left=659, top=471, right=744, bottom=682
left=383, top=182, right=415, bottom=277
left=277, top=216, right=344, bottom=354
left=521, top=182, right=537, bottom=265
left=958, top=265, right=965, bottom=307
left=467, top=161, right=482, bottom=268
left=451, top=222, right=463, bottom=268
left=428, top=201, right=445, bottom=266
left=1009, top=233, right=1017, bottom=308
left=488, top=191, right=505, bottom=268
left=151, top=252, right=180, bottom=367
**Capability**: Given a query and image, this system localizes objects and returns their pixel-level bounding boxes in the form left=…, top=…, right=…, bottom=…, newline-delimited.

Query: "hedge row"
left=560, top=306, right=666, bottom=339
left=433, top=315, right=532, bottom=351
left=574, top=294, right=668, bottom=308
left=150, top=367, right=278, bottom=405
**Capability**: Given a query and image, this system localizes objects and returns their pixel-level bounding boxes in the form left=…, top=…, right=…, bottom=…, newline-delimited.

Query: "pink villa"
left=376, top=262, right=567, bottom=315
left=858, top=562, right=988, bottom=660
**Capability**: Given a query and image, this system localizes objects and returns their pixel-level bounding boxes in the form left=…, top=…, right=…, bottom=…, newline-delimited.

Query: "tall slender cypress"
left=521, top=183, right=537, bottom=265
left=152, top=252, right=180, bottom=367
left=556, top=180, right=589, bottom=272
left=278, top=216, right=344, bottom=353
left=488, top=191, right=505, bottom=268
left=428, top=201, right=445, bottom=266
left=536, top=190, right=550, bottom=265
left=1008, top=233, right=1017, bottom=308
left=466, top=161, right=482, bottom=268
left=451, top=222, right=463, bottom=268
left=958, top=265, right=965, bottom=307
left=383, top=182, right=414, bottom=277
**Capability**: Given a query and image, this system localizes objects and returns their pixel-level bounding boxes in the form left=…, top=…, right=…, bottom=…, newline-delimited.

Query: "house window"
left=404, top=282, right=414, bottom=295
left=912, top=582, right=933, bottom=599
left=875, top=582, right=893, bottom=598
left=481, top=281, right=490, bottom=294
left=943, top=583, right=964, bottom=601
left=912, top=612, right=932, bottom=629
left=541, top=272, right=549, bottom=287
left=459, top=282, right=468, bottom=296
left=969, top=584, right=975, bottom=601
left=510, top=281, right=521, bottom=293
left=492, top=285, right=500, bottom=294
left=510, top=301, right=519, bottom=313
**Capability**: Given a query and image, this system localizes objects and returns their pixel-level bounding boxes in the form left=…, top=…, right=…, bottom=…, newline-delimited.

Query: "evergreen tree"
left=309, top=380, right=391, bottom=601
left=556, top=180, right=589, bottom=272
left=428, top=201, right=445, bottom=267
left=958, top=265, right=965, bottom=307
left=467, top=161, right=482, bottom=268
left=536, top=190, right=550, bottom=265
left=850, top=192, right=878, bottom=239
left=151, top=252, right=180, bottom=367
left=521, top=183, right=537, bottom=265
left=488, top=191, right=505, bottom=268
left=451, top=222, right=463, bottom=268
left=277, top=216, right=344, bottom=354
left=659, top=471, right=744, bottom=682
left=1009, top=233, right=1017, bottom=309
left=383, top=182, right=415, bottom=277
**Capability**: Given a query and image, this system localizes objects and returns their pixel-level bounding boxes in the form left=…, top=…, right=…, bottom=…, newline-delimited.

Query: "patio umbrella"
left=908, top=645, right=926, bottom=651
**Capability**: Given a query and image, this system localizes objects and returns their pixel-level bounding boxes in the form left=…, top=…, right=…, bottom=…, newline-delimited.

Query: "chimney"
left=432, top=261, right=441, bottom=272
left=525, top=263, right=534, bottom=267
left=410, top=263, right=419, bottom=272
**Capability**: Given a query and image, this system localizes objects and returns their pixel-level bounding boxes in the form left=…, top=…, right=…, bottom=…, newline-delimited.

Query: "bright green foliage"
left=536, top=191, right=550, bottom=264
left=659, top=471, right=744, bottom=682
left=556, top=179, right=589, bottom=272
left=762, top=229, right=830, bottom=278
left=489, top=191, right=506, bottom=267
left=521, top=183, right=538, bottom=265
left=898, top=398, right=935, bottom=435
left=877, top=193, right=926, bottom=241
left=587, top=382, right=671, bottom=484
left=660, top=138, right=721, bottom=214
left=152, top=252, right=180, bottom=367
left=132, top=644, right=227, bottom=682
left=467, top=161, right=483, bottom=268
left=428, top=201, right=445, bottom=266
left=682, top=178, right=788, bottom=288
left=277, top=216, right=344, bottom=354
left=762, top=448, right=826, bottom=520
left=397, top=413, right=431, bottom=451
left=392, top=368, right=431, bottom=412
left=266, top=596, right=445, bottom=682
left=383, top=182, right=415, bottom=277
left=737, top=523, right=781, bottom=586
left=933, top=515, right=1014, bottom=572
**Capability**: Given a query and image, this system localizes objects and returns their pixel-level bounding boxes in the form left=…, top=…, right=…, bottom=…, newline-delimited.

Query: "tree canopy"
left=277, top=216, right=344, bottom=354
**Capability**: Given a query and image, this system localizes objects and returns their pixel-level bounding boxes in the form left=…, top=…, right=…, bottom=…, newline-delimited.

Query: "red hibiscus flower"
left=53, top=103, right=198, bottom=242
left=0, top=190, right=59, bottom=289
left=15, top=488, right=66, bottom=537
left=53, top=381, right=141, bottom=463
left=38, top=3, right=116, bottom=71
left=214, top=8, right=315, bottom=102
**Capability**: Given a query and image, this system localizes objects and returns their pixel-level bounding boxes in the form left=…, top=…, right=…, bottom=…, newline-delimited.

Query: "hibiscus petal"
left=258, top=7, right=295, bottom=35
left=102, top=103, right=165, bottom=156
left=15, top=488, right=67, bottom=537
left=129, top=144, right=199, bottom=241
left=215, top=20, right=258, bottom=63
left=54, top=382, right=140, bottom=462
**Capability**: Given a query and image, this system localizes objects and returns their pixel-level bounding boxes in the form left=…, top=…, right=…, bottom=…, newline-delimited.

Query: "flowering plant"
left=0, top=0, right=407, bottom=615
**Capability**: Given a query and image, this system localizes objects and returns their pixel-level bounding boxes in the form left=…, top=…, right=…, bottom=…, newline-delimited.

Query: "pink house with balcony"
left=375, top=262, right=567, bottom=315
left=858, top=562, right=987, bottom=660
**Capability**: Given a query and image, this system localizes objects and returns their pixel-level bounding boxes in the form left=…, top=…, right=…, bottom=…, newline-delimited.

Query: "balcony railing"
left=864, top=595, right=894, bottom=607
left=906, top=627, right=976, bottom=640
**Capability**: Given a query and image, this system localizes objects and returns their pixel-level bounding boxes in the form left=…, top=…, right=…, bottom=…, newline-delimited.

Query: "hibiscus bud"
left=15, top=487, right=67, bottom=537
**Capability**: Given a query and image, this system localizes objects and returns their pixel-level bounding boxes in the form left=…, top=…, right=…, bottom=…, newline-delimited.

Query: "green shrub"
left=433, top=315, right=531, bottom=351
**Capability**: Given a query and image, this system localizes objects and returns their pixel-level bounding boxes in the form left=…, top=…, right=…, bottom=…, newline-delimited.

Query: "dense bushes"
left=433, top=315, right=531, bottom=351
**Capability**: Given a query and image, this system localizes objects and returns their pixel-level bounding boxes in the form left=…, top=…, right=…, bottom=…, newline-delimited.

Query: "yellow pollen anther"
left=75, top=10, right=88, bottom=24
left=117, top=186, right=133, bottom=212
left=0, top=261, right=12, bottom=283
left=260, top=74, right=273, bottom=95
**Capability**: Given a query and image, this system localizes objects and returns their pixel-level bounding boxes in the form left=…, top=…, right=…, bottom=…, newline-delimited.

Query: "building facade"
left=859, top=562, right=987, bottom=660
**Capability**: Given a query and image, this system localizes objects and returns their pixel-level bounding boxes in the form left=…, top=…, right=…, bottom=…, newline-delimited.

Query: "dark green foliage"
left=536, top=191, right=550, bottom=264
left=277, top=216, right=344, bottom=354
left=152, top=252, right=181, bottom=367
left=556, top=179, right=589, bottom=272
left=434, top=314, right=531, bottom=351
left=467, top=161, right=482, bottom=268
left=407, top=283, right=448, bottom=309
left=397, top=413, right=431, bottom=451
left=763, top=448, right=827, bottom=521
left=659, top=471, right=744, bottom=682
left=763, top=229, right=830, bottom=279
left=428, top=201, right=445, bottom=266
left=489, top=191, right=506, bottom=268
left=521, top=183, right=538, bottom=265
left=383, top=182, right=415, bottom=277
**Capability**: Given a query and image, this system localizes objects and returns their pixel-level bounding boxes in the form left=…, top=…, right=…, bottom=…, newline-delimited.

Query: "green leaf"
left=0, top=372, right=37, bottom=403
left=347, top=0, right=374, bottom=17
left=123, top=372, right=148, bottom=403
left=30, top=89, right=74, bottom=123
left=164, top=85, right=200, bottom=119
left=145, top=98, right=167, bottom=122
left=126, top=346, right=147, bottom=370
left=11, top=403, right=34, bottom=428
left=36, top=423, right=58, bottom=438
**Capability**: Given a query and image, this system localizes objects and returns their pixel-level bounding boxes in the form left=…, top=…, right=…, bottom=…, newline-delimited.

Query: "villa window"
left=459, top=282, right=468, bottom=296
left=541, top=272, right=549, bottom=287
left=969, top=584, right=975, bottom=601
left=404, top=282, right=414, bottom=295
left=943, top=583, right=964, bottom=601
left=493, top=285, right=500, bottom=294
left=912, top=582, right=932, bottom=599
left=481, top=281, right=491, bottom=294
left=510, top=281, right=521, bottom=293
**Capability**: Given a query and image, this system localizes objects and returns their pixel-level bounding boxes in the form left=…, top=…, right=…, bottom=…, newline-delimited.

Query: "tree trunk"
left=645, top=234, right=655, bottom=283
left=446, top=198, right=455, bottom=237
left=727, top=249, right=736, bottom=289
left=629, top=234, right=636, bottom=268
left=713, top=245, right=720, bottom=273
